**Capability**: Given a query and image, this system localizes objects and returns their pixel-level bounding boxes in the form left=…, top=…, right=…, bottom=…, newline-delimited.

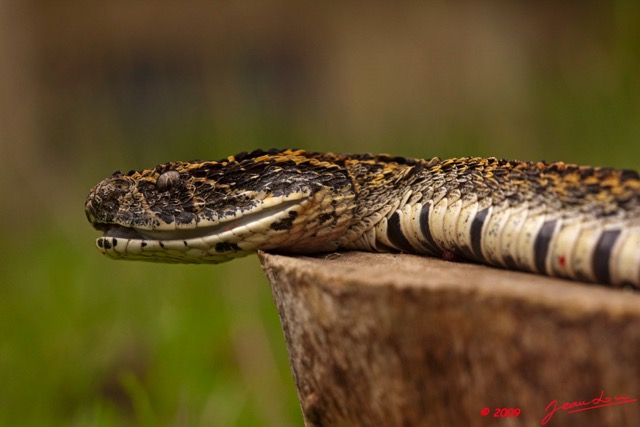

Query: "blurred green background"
left=0, top=1, right=639, bottom=426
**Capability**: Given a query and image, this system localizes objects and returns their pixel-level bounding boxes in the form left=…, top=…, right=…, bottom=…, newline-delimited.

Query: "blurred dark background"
left=0, top=1, right=639, bottom=425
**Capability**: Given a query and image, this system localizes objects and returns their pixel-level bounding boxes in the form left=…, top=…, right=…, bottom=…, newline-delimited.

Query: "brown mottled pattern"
left=86, top=149, right=640, bottom=288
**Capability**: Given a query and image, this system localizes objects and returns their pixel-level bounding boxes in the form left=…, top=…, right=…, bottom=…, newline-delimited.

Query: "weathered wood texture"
left=259, top=251, right=640, bottom=427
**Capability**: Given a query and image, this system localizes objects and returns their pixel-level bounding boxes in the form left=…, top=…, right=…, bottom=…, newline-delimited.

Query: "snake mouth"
left=98, top=197, right=303, bottom=242
left=93, top=197, right=306, bottom=263
left=102, top=225, right=147, bottom=239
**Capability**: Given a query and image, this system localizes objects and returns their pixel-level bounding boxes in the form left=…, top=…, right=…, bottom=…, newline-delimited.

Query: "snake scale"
left=85, top=148, right=640, bottom=288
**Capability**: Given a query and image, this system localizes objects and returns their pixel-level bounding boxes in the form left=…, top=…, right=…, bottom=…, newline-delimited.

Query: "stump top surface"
left=259, top=251, right=640, bottom=317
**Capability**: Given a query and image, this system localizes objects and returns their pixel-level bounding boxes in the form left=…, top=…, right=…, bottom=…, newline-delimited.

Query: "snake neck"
left=338, top=155, right=435, bottom=251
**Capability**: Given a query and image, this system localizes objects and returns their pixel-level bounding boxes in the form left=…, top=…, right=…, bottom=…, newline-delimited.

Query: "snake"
left=85, top=148, right=640, bottom=288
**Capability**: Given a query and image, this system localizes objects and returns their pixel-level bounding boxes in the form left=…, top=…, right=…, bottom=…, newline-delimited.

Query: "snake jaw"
left=91, top=192, right=316, bottom=263
left=90, top=185, right=356, bottom=263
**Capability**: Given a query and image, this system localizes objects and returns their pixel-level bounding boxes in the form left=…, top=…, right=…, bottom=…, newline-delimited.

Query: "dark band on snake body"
left=470, top=208, right=490, bottom=262
left=593, top=229, right=621, bottom=284
left=387, top=211, right=415, bottom=253
left=534, top=220, right=557, bottom=275
left=503, top=255, right=518, bottom=271
left=418, top=204, right=442, bottom=256
left=85, top=148, right=640, bottom=289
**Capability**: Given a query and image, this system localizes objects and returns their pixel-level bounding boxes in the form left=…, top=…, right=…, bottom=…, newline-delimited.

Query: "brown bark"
left=259, top=251, right=640, bottom=427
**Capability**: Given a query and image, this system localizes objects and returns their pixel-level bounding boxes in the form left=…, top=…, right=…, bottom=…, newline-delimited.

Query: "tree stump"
left=259, top=251, right=640, bottom=427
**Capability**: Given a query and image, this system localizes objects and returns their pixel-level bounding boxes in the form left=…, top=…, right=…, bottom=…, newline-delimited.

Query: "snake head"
left=85, top=149, right=356, bottom=263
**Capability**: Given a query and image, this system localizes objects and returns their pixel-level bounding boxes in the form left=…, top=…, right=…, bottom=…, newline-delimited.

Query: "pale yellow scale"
left=547, top=219, right=579, bottom=279
left=497, top=204, right=529, bottom=269
left=401, top=203, right=430, bottom=252
left=428, top=197, right=450, bottom=250
left=571, top=223, right=605, bottom=281
left=514, top=211, right=546, bottom=272
left=373, top=216, right=394, bottom=249
left=609, top=226, right=640, bottom=285
left=442, top=198, right=463, bottom=251
left=480, top=204, right=513, bottom=267
left=454, top=198, right=478, bottom=255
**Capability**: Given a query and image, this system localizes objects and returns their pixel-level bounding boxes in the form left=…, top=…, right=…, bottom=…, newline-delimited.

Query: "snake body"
left=85, top=149, right=640, bottom=288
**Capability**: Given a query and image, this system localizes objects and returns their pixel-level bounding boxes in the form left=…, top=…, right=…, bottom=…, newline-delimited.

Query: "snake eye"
left=157, top=170, right=181, bottom=191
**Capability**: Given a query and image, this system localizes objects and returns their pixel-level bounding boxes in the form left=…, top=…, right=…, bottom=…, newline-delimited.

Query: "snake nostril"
left=113, top=180, right=129, bottom=191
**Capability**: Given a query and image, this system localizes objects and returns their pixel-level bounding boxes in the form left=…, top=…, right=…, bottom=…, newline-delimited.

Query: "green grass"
left=0, top=225, right=303, bottom=426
